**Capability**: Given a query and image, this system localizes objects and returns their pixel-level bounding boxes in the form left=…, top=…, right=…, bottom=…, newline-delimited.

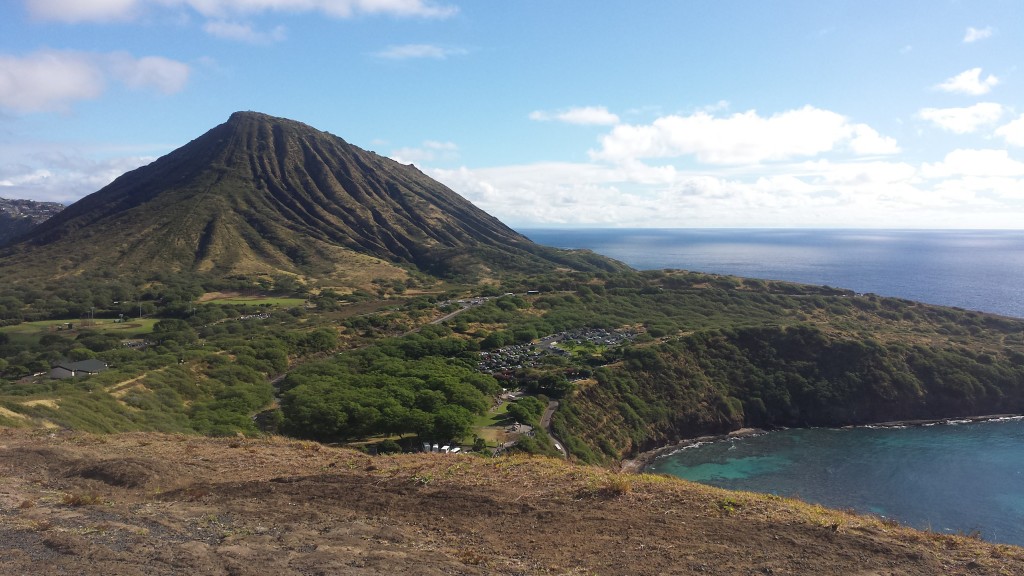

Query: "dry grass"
left=60, top=492, right=104, bottom=506
left=2, top=429, right=1021, bottom=576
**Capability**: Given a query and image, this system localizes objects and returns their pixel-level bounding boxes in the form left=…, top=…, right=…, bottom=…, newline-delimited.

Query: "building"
left=49, top=359, right=109, bottom=379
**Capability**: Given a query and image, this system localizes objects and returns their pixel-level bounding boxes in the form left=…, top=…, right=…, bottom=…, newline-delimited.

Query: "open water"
left=520, top=229, right=1024, bottom=319
left=519, top=228, right=1024, bottom=546
left=645, top=419, right=1024, bottom=547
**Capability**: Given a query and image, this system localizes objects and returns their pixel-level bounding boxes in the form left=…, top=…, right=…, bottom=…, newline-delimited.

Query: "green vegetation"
left=3, top=263, right=1024, bottom=463
left=2, top=265, right=1023, bottom=463
left=279, top=325, right=501, bottom=442
left=0, top=297, right=329, bottom=435
left=506, top=396, right=546, bottom=427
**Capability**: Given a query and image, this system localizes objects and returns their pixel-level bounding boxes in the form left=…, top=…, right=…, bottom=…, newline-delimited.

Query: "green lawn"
left=0, top=318, right=159, bottom=338
left=473, top=401, right=510, bottom=428
left=467, top=401, right=513, bottom=446
left=557, top=341, right=606, bottom=358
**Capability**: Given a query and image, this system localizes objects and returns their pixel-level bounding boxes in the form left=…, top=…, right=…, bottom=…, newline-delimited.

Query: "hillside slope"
left=0, top=112, right=622, bottom=284
left=1, top=429, right=1020, bottom=575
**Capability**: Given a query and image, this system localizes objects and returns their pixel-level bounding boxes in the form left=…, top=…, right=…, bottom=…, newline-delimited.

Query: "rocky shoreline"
left=620, top=427, right=765, bottom=473
left=621, top=413, right=1024, bottom=474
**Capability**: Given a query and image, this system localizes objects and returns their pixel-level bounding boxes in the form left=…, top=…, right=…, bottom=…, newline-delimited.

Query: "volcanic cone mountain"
left=1, top=112, right=620, bottom=284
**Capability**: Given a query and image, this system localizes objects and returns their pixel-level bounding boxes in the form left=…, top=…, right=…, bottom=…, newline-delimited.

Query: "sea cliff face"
left=552, top=314, right=1024, bottom=463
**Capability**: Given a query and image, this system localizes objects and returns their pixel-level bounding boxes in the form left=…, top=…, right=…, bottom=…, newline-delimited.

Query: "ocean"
left=645, top=419, right=1024, bottom=547
left=519, top=228, right=1024, bottom=546
left=520, top=229, right=1024, bottom=319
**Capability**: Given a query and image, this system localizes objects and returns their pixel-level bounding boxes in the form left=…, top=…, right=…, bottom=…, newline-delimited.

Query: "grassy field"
left=198, top=291, right=306, bottom=307
left=470, top=401, right=511, bottom=445
left=0, top=318, right=159, bottom=339
left=473, top=401, right=510, bottom=428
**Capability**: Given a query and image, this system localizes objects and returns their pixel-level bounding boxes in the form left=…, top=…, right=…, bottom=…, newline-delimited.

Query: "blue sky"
left=1, top=0, right=1022, bottom=228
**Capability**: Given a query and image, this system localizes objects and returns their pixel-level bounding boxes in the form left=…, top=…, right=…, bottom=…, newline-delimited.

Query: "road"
left=540, top=400, right=569, bottom=460
left=429, top=303, right=474, bottom=325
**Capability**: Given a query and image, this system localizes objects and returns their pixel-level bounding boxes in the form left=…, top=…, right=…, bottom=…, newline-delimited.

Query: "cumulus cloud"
left=591, top=106, right=899, bottom=165
left=107, top=54, right=190, bottom=93
left=414, top=107, right=1022, bottom=228
left=847, top=125, right=901, bottom=155
left=936, top=68, right=1000, bottom=95
left=920, top=149, right=1024, bottom=178
left=203, top=20, right=287, bottom=43
left=389, top=140, right=459, bottom=164
left=0, top=152, right=155, bottom=203
left=963, top=26, right=993, bottom=43
left=529, top=106, right=620, bottom=126
left=0, top=51, right=105, bottom=112
left=795, top=160, right=917, bottom=186
left=25, top=0, right=140, bottom=22
left=25, top=0, right=457, bottom=22
left=191, top=0, right=458, bottom=19
left=0, top=50, right=190, bottom=113
left=918, top=102, right=1005, bottom=134
left=426, top=153, right=935, bottom=228
left=995, top=115, right=1024, bottom=147
left=374, top=44, right=466, bottom=60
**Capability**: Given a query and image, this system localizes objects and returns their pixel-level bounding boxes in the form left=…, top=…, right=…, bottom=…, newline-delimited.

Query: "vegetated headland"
left=2, top=112, right=1023, bottom=573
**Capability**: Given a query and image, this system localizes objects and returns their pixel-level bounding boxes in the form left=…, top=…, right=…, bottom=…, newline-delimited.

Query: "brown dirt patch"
left=198, top=291, right=240, bottom=302
left=21, top=399, right=59, bottom=408
left=0, top=428, right=1020, bottom=575
left=70, top=457, right=182, bottom=488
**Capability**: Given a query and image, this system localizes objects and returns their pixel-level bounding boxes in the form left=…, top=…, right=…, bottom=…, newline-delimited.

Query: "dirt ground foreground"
left=1, top=428, right=1021, bottom=576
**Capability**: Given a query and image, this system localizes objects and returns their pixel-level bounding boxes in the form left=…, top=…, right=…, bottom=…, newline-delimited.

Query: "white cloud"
left=848, top=125, right=901, bottom=155
left=427, top=154, right=934, bottom=228
left=995, top=115, right=1024, bottom=147
left=936, top=68, right=1000, bottom=95
left=591, top=106, right=899, bottom=165
left=963, top=26, right=993, bottom=43
left=107, top=54, right=191, bottom=94
left=0, top=51, right=105, bottom=112
left=795, top=160, right=917, bottom=186
left=203, top=20, right=287, bottom=43
left=0, top=50, right=190, bottom=113
left=0, top=153, right=155, bottom=203
left=187, top=0, right=457, bottom=19
left=920, top=149, right=1024, bottom=178
left=374, top=44, right=466, bottom=60
left=918, top=102, right=1005, bottom=134
left=529, top=106, right=621, bottom=126
left=389, top=140, right=459, bottom=164
left=25, top=0, right=140, bottom=22
left=932, top=176, right=1024, bottom=201
left=25, top=0, right=457, bottom=22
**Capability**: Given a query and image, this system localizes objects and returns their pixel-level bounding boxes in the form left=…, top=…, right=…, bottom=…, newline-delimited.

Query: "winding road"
left=540, top=400, right=570, bottom=460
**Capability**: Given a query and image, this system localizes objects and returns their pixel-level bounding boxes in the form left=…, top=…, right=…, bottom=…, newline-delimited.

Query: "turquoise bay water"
left=646, top=419, right=1024, bottom=546
left=516, top=229, right=1024, bottom=546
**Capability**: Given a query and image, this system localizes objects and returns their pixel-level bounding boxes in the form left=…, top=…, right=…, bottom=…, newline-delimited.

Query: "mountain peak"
left=226, top=110, right=309, bottom=130
left=1, top=113, right=623, bottom=285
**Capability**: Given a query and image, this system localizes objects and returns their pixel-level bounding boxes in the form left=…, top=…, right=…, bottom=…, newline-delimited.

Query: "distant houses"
left=49, top=359, right=108, bottom=379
